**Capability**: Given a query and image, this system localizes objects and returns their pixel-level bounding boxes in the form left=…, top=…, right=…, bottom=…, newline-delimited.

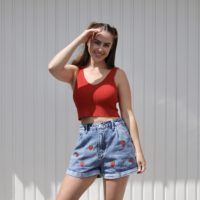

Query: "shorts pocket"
left=117, top=124, right=130, bottom=138
left=115, top=124, right=137, bottom=159
left=72, top=128, right=87, bottom=150
left=79, top=128, right=87, bottom=140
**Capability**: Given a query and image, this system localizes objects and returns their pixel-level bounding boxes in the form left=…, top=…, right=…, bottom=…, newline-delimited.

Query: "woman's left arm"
left=115, top=68, right=146, bottom=173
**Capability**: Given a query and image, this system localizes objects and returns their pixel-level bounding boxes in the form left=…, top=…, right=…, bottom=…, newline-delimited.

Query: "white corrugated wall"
left=0, top=0, right=199, bottom=199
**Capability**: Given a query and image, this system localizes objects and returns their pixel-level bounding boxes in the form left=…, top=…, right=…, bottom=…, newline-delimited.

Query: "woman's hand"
left=77, top=28, right=101, bottom=44
left=136, top=151, right=146, bottom=174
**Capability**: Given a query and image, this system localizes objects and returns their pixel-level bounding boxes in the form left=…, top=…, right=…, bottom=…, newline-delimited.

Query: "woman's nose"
left=97, top=47, right=103, bottom=52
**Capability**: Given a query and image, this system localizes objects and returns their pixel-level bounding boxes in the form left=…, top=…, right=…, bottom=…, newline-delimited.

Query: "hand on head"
left=79, top=28, right=102, bottom=44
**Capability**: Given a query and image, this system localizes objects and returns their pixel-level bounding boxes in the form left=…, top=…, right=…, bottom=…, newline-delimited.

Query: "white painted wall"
left=0, top=0, right=199, bottom=199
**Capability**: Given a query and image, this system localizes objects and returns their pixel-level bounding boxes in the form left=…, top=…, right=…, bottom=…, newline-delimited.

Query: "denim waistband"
left=80, top=118, right=124, bottom=131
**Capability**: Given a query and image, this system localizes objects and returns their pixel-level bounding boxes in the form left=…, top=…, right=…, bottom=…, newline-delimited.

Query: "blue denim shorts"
left=66, top=118, right=138, bottom=179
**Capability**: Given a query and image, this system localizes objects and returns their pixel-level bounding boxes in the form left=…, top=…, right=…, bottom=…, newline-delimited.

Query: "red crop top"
left=73, top=67, right=120, bottom=120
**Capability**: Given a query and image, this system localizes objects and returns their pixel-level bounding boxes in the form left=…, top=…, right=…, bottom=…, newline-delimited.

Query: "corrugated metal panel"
left=0, top=0, right=199, bottom=199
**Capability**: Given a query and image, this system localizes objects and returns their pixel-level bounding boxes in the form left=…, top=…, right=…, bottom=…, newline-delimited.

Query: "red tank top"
left=73, top=67, right=120, bottom=120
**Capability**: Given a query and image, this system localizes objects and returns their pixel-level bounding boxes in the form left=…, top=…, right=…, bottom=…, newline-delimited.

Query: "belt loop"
left=112, top=120, right=115, bottom=131
left=84, top=125, right=87, bottom=131
left=86, top=124, right=90, bottom=132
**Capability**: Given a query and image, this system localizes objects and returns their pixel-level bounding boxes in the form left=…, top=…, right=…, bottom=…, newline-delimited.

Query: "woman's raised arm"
left=48, top=29, right=100, bottom=83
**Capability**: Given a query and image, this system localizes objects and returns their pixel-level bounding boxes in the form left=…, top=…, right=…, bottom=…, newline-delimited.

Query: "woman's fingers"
left=136, top=154, right=146, bottom=174
left=137, top=161, right=143, bottom=174
left=137, top=163, right=145, bottom=174
left=88, top=29, right=101, bottom=40
left=79, top=28, right=101, bottom=43
left=79, top=26, right=104, bottom=44
left=87, top=28, right=103, bottom=40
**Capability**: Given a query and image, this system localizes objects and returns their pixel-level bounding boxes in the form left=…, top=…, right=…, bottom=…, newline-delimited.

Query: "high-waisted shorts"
left=66, top=118, right=138, bottom=179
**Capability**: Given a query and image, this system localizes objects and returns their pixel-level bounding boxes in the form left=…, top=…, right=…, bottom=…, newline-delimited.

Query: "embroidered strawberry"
left=80, top=161, right=85, bottom=167
left=110, top=161, right=116, bottom=167
left=73, top=152, right=79, bottom=157
left=88, top=145, right=94, bottom=151
left=119, top=140, right=126, bottom=147
left=128, top=158, right=134, bottom=163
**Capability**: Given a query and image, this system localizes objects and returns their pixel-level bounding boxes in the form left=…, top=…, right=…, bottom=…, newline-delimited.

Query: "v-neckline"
left=82, top=68, right=113, bottom=86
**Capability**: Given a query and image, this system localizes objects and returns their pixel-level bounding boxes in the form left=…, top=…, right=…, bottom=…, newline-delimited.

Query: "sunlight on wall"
left=14, top=174, right=24, bottom=200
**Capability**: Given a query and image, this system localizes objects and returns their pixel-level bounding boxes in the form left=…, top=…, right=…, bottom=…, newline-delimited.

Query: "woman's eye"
left=93, top=40, right=101, bottom=45
left=104, top=44, right=110, bottom=47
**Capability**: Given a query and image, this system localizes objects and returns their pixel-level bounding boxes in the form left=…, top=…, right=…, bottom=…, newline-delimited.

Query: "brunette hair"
left=72, top=22, right=118, bottom=69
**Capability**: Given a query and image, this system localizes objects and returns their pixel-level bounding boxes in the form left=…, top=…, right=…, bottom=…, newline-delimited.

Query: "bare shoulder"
left=115, top=67, right=129, bottom=87
left=64, top=64, right=79, bottom=86
left=64, top=64, right=79, bottom=72
left=49, top=64, right=79, bottom=83
left=64, top=64, right=80, bottom=88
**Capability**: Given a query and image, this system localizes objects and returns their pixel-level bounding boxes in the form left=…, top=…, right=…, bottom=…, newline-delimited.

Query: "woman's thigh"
left=56, top=174, right=97, bottom=200
left=103, top=176, right=129, bottom=200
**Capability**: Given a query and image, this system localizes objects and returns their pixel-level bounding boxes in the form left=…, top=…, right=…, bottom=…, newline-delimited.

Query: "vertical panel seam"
left=54, top=0, right=57, bottom=190
left=175, top=0, right=178, bottom=194
left=11, top=0, right=15, bottom=199
left=186, top=1, right=189, bottom=199
left=154, top=0, right=157, bottom=183
left=44, top=0, right=47, bottom=197
left=164, top=0, right=167, bottom=199
left=22, top=0, right=25, bottom=198
left=197, top=0, right=200, bottom=199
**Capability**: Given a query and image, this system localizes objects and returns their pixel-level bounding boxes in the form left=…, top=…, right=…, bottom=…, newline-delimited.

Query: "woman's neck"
left=88, top=59, right=107, bottom=69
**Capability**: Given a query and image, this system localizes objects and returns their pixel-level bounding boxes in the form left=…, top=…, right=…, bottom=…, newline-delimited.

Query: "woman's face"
left=87, top=29, right=113, bottom=63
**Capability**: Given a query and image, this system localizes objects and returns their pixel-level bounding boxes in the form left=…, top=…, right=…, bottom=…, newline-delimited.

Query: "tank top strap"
left=107, top=67, right=119, bottom=80
left=73, top=67, right=83, bottom=89
left=77, top=67, right=85, bottom=80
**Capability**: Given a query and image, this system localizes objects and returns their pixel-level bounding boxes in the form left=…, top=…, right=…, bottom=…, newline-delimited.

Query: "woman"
left=48, top=22, right=146, bottom=200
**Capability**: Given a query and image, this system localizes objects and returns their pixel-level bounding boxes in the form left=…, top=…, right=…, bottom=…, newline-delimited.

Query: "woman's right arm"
left=48, top=36, right=82, bottom=83
left=48, top=28, right=100, bottom=84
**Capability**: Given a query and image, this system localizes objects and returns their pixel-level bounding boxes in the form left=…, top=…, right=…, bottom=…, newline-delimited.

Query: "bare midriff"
left=80, top=116, right=120, bottom=124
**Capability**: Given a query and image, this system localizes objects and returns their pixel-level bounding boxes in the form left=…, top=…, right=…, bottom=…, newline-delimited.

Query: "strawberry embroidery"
left=80, top=161, right=85, bottom=167
left=88, top=145, right=94, bottom=151
left=110, top=161, right=116, bottom=167
left=128, top=158, right=134, bottom=163
left=119, top=140, right=126, bottom=147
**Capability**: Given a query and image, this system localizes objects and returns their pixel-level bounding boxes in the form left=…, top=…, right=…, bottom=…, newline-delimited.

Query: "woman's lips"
left=94, top=51, right=104, bottom=58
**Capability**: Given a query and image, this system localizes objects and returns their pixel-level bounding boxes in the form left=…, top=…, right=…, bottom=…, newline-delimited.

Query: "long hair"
left=72, top=22, right=118, bottom=69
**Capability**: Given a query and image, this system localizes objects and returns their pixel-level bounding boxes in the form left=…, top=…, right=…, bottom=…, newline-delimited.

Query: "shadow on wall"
left=9, top=113, right=79, bottom=199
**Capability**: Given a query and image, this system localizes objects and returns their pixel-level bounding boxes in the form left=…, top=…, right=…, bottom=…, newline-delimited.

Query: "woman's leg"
left=56, top=174, right=97, bottom=200
left=103, top=176, right=129, bottom=200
